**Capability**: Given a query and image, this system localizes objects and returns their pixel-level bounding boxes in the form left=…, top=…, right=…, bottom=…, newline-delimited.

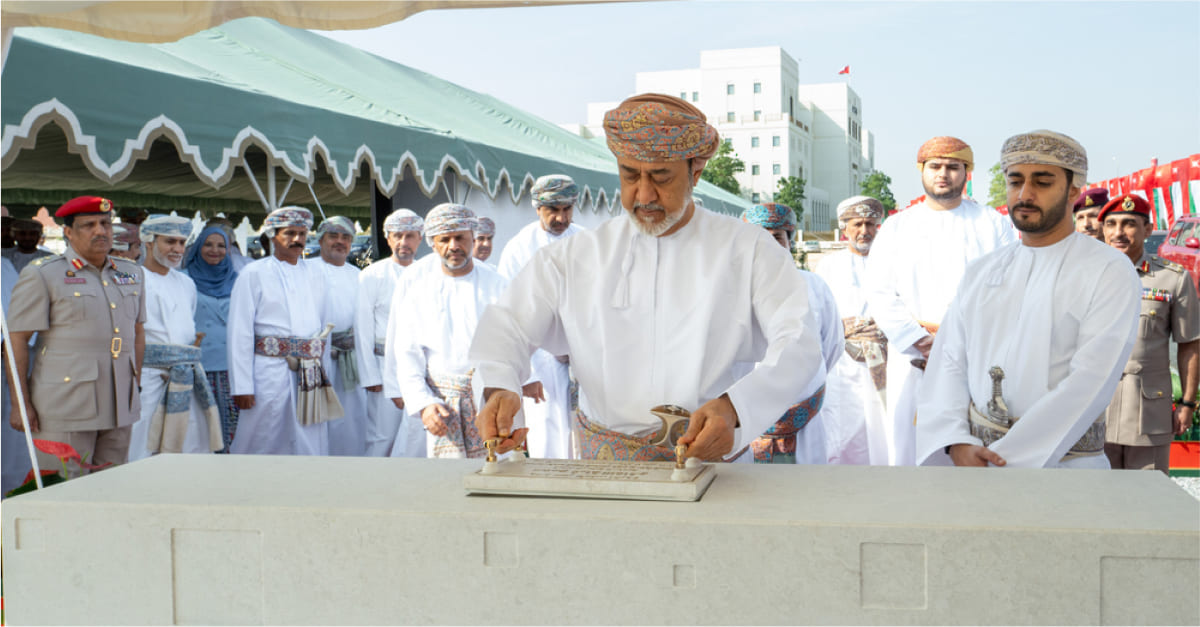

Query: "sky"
left=316, top=0, right=1200, bottom=205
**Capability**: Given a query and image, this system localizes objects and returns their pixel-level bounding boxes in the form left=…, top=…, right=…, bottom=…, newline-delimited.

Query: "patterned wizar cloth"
left=1000, top=129, right=1088, bottom=181
left=531, top=174, right=580, bottom=207
left=741, top=203, right=796, bottom=232
left=262, top=206, right=313, bottom=234
left=473, top=216, right=496, bottom=236
left=317, top=215, right=355, bottom=236
left=603, top=93, right=720, bottom=164
left=747, top=386, right=826, bottom=463
left=917, top=136, right=974, bottom=172
left=384, top=208, right=424, bottom=233
left=424, top=203, right=476, bottom=241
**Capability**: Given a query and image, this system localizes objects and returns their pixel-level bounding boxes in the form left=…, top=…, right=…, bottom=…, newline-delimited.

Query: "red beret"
left=55, top=196, right=113, bottom=218
left=1073, top=187, right=1109, bottom=213
left=1098, top=194, right=1151, bottom=222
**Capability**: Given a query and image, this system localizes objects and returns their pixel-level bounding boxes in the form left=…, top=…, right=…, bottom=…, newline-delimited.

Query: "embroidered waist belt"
left=575, top=409, right=676, bottom=462
left=330, top=329, right=355, bottom=354
left=745, top=385, right=826, bottom=464
left=329, top=328, right=358, bottom=388
left=254, top=335, right=325, bottom=360
left=374, top=341, right=386, bottom=357
left=968, top=402, right=1104, bottom=461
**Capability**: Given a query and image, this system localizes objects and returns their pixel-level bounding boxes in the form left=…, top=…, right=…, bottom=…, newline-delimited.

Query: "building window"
left=753, top=82, right=762, bottom=94
left=726, top=112, right=735, bottom=122
left=772, top=135, right=780, bottom=147
left=692, top=91, right=699, bottom=101
left=680, top=92, right=687, bottom=100
left=753, top=110, right=761, bottom=121
left=798, top=165, right=804, bottom=178
left=751, top=164, right=760, bottom=175
left=752, top=193, right=760, bottom=203
left=773, top=163, right=781, bottom=175
left=723, top=137, right=733, bottom=146
left=751, top=136, right=760, bottom=148
left=726, top=83, right=735, bottom=95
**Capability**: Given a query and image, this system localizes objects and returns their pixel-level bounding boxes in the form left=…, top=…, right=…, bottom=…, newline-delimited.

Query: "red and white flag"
left=837, top=65, right=850, bottom=75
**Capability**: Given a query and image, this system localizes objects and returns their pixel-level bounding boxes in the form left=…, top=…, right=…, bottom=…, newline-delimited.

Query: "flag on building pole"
left=837, top=66, right=850, bottom=75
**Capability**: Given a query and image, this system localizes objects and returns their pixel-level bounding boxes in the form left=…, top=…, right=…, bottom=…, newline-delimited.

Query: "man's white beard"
left=628, top=196, right=689, bottom=237
left=153, top=247, right=180, bottom=269
left=852, top=239, right=872, bottom=254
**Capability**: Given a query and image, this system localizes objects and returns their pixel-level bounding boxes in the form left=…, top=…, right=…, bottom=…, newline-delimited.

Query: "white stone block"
left=2, top=456, right=1197, bottom=625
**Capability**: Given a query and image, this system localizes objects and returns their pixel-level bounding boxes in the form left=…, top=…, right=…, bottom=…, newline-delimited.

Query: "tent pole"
left=1, top=303, right=45, bottom=490
left=278, top=177, right=295, bottom=207
left=307, top=182, right=326, bottom=221
left=242, top=162, right=272, bottom=211
left=267, top=167, right=277, bottom=209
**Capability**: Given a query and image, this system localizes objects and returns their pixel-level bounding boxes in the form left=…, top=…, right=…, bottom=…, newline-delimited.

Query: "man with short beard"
left=864, top=136, right=1017, bottom=466
left=916, top=130, right=1140, bottom=469
left=1098, top=194, right=1198, bottom=473
left=470, top=94, right=824, bottom=462
left=128, top=215, right=222, bottom=461
left=495, top=174, right=588, bottom=459
left=228, top=207, right=341, bottom=455
left=309, top=216, right=367, bottom=456
left=1072, top=187, right=1108, bottom=240
left=387, top=204, right=508, bottom=458
left=356, top=209, right=425, bottom=456
left=6, top=196, right=145, bottom=476
left=816, top=196, right=890, bottom=464
left=473, top=216, right=496, bottom=264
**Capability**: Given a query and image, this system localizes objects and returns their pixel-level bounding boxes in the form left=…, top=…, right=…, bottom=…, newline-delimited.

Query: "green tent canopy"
left=1, top=17, right=750, bottom=219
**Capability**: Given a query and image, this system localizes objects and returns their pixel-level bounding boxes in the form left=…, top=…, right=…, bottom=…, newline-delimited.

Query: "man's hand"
left=476, top=388, right=528, bottom=454
left=421, top=403, right=451, bottom=437
left=912, top=334, right=935, bottom=359
left=1175, top=405, right=1194, bottom=436
left=234, top=394, right=255, bottom=410
left=9, top=401, right=38, bottom=433
left=365, top=384, right=382, bottom=393
left=948, top=443, right=1006, bottom=467
left=522, top=381, right=545, bottom=403
left=677, top=395, right=737, bottom=461
left=391, top=397, right=405, bottom=410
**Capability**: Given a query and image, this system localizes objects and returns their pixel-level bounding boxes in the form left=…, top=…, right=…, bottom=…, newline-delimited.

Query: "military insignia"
left=99, top=198, right=113, bottom=212
left=70, top=258, right=84, bottom=270
left=1084, top=195, right=1095, bottom=207
left=31, top=258, right=44, bottom=267
left=66, top=270, right=75, bottom=277
left=1139, top=260, right=1150, bottom=273
left=64, top=277, right=86, bottom=284
left=1142, top=287, right=1172, bottom=303
left=1122, top=197, right=1136, bottom=211
left=112, top=271, right=139, bottom=285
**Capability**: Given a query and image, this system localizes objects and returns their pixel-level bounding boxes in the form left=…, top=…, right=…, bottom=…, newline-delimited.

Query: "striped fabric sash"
left=142, top=343, right=222, bottom=454
left=425, top=369, right=484, bottom=459
left=329, top=328, right=358, bottom=388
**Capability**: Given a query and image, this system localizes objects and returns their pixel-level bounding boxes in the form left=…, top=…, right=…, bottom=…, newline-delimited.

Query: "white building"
left=575, top=46, right=874, bottom=233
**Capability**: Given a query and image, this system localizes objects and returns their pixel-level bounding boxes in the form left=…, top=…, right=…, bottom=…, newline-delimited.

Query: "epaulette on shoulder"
left=30, top=255, right=63, bottom=268
left=1153, top=256, right=1185, bottom=272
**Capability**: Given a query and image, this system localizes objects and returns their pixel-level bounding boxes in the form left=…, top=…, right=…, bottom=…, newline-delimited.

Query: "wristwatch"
left=1177, top=399, right=1197, bottom=409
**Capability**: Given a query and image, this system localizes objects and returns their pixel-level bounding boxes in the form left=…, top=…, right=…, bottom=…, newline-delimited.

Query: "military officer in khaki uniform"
left=1100, top=194, right=1199, bottom=472
left=6, top=196, right=146, bottom=476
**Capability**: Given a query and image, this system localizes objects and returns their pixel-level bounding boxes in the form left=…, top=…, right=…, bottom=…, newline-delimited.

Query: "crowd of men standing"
left=2, top=93, right=1196, bottom=492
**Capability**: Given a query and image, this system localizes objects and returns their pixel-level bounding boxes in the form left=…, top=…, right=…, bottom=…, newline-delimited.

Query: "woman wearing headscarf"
left=184, top=225, right=241, bottom=452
